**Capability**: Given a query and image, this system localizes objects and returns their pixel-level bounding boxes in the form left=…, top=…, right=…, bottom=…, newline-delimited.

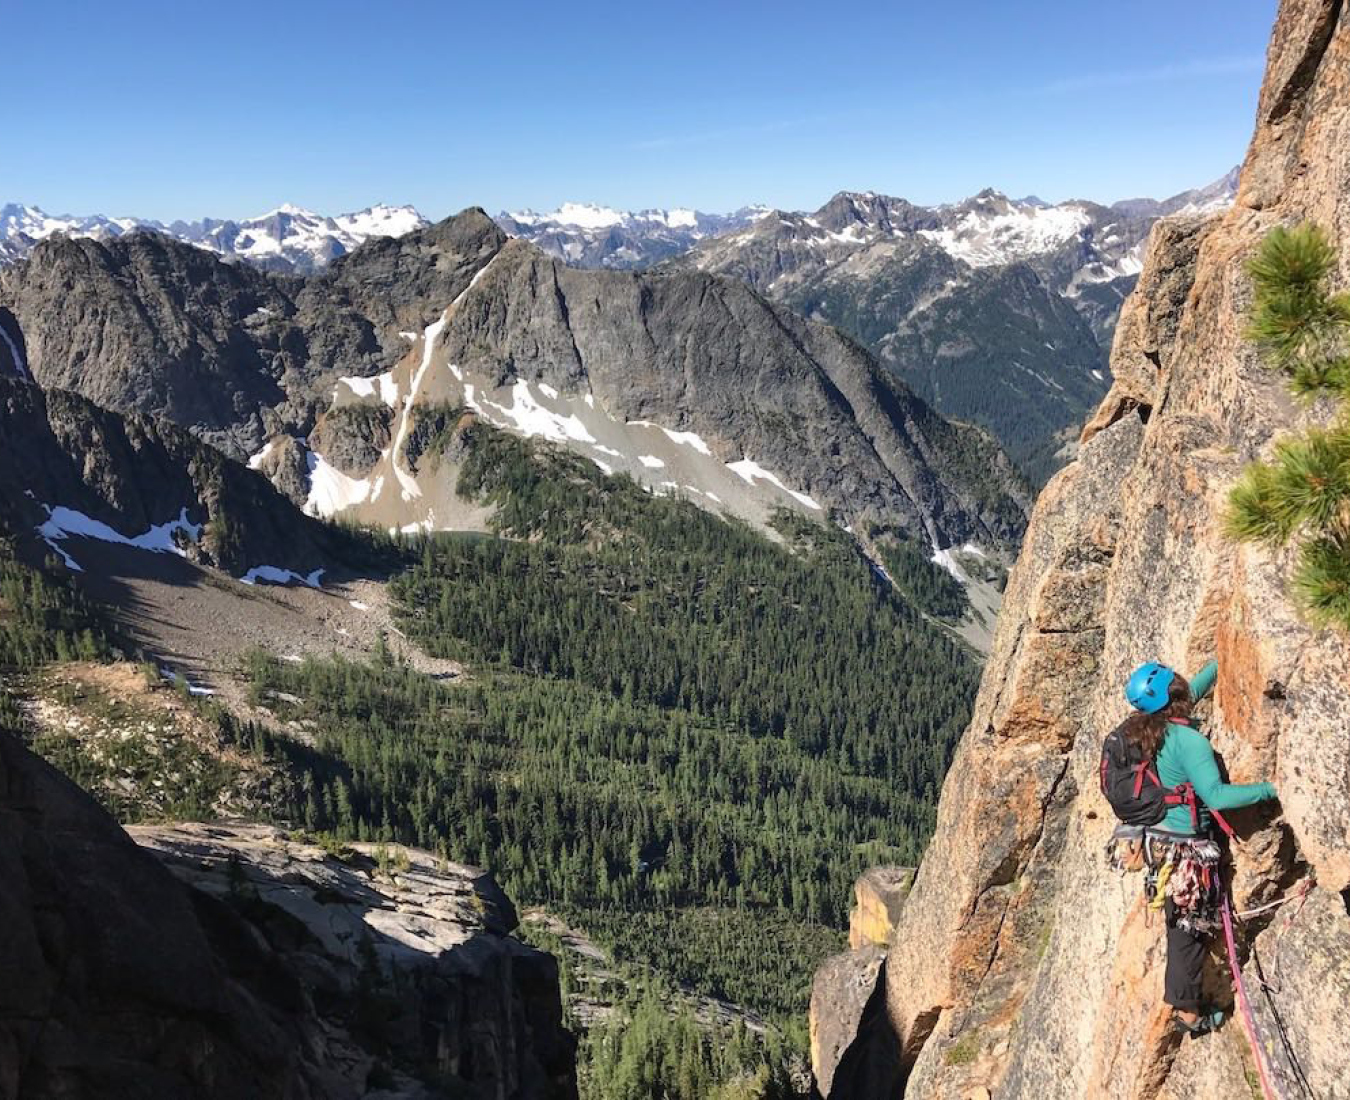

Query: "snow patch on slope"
left=305, top=452, right=374, bottom=516
left=727, top=459, right=821, bottom=510
left=472, top=380, right=597, bottom=445
left=36, top=505, right=201, bottom=572
left=239, top=565, right=325, bottom=587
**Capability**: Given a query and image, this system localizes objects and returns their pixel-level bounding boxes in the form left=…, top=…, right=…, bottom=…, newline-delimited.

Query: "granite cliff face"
left=816, top=3, right=1350, bottom=1097
left=0, top=730, right=575, bottom=1100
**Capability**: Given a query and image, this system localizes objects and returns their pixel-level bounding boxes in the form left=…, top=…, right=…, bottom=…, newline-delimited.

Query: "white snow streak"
left=726, top=459, right=821, bottom=510
left=390, top=314, right=448, bottom=501
left=930, top=546, right=965, bottom=580
left=239, top=565, right=325, bottom=587
left=0, top=323, right=29, bottom=380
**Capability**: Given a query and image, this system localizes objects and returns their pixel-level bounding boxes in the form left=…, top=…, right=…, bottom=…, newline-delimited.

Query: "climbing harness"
left=1105, top=827, right=1224, bottom=932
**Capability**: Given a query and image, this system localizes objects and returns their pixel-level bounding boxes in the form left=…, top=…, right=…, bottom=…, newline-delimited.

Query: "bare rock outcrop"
left=809, top=947, right=898, bottom=1100
left=838, top=3, right=1350, bottom=1097
left=810, top=869, right=914, bottom=1097
left=0, top=729, right=576, bottom=1099
left=849, top=867, right=915, bottom=950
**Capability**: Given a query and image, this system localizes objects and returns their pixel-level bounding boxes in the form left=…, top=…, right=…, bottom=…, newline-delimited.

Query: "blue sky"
left=3, top=0, right=1277, bottom=220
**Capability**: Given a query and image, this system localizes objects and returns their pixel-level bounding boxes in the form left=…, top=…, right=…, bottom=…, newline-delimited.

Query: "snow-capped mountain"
left=169, top=204, right=427, bottom=273
left=673, top=170, right=1238, bottom=484
left=0, top=204, right=152, bottom=264
left=1110, top=166, right=1242, bottom=220
left=0, top=202, right=428, bottom=273
left=495, top=203, right=772, bottom=269
left=920, top=190, right=1104, bottom=268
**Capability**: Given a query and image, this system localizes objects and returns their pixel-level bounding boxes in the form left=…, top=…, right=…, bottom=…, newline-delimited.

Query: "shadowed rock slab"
left=809, top=946, right=899, bottom=1099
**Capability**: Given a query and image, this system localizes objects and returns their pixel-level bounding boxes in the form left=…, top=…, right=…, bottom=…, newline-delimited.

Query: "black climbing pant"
left=1163, top=897, right=1206, bottom=1012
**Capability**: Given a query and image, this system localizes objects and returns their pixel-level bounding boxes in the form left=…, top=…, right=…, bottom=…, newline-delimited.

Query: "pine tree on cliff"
left=1227, top=224, right=1350, bottom=626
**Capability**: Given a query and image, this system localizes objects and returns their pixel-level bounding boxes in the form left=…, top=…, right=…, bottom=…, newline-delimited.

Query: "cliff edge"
left=826, top=3, right=1350, bottom=1097
left=0, top=730, right=576, bottom=1099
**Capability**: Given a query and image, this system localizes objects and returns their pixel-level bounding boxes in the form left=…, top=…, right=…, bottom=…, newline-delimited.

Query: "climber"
left=1103, top=659, right=1278, bottom=1037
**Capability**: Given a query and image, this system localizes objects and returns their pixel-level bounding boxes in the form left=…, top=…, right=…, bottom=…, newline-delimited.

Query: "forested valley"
left=2, top=423, right=986, bottom=1097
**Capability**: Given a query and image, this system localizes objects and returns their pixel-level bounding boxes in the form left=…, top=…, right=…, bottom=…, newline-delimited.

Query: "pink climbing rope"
left=1220, top=894, right=1281, bottom=1100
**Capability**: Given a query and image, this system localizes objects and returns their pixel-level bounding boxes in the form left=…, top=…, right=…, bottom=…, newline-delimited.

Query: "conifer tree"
left=1227, top=224, right=1350, bottom=627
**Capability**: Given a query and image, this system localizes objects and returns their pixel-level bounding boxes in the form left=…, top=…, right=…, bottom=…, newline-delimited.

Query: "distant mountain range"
left=494, top=203, right=773, bottom=269
left=0, top=210, right=1027, bottom=556
left=0, top=202, right=427, bottom=273
left=666, top=170, right=1239, bottom=482
left=1, top=172, right=1236, bottom=283
left=1, top=172, right=1237, bottom=484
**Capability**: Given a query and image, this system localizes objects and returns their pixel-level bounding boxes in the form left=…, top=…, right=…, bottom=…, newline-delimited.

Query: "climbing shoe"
left=1173, top=1009, right=1224, bottom=1038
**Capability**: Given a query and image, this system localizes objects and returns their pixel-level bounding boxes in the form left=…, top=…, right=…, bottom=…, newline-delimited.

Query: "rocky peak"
left=0, top=207, right=504, bottom=459
left=813, top=3, right=1350, bottom=1096
left=815, top=192, right=936, bottom=235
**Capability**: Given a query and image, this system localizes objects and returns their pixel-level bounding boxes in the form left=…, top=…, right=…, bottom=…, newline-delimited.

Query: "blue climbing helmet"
left=1125, top=662, right=1176, bottom=714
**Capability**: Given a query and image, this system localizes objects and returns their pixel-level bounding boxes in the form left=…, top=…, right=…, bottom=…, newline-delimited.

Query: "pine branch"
left=1245, top=224, right=1349, bottom=385
left=1293, top=532, right=1350, bottom=627
left=1226, top=462, right=1296, bottom=545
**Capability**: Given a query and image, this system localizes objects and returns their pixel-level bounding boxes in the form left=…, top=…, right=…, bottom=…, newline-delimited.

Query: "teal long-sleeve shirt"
left=1154, top=660, right=1278, bottom=834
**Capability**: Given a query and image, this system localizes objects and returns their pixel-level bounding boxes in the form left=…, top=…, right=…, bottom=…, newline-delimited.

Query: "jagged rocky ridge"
left=674, top=176, right=1236, bottom=484
left=0, top=212, right=503, bottom=460
left=813, top=3, right=1350, bottom=1096
left=0, top=210, right=1028, bottom=551
left=0, top=730, right=575, bottom=1099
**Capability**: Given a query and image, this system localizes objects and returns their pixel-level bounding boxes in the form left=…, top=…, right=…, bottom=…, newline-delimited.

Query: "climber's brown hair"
left=1122, top=674, right=1194, bottom=759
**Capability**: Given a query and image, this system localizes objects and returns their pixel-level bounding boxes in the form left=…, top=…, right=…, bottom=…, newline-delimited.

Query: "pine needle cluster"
left=1227, top=224, right=1350, bottom=627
